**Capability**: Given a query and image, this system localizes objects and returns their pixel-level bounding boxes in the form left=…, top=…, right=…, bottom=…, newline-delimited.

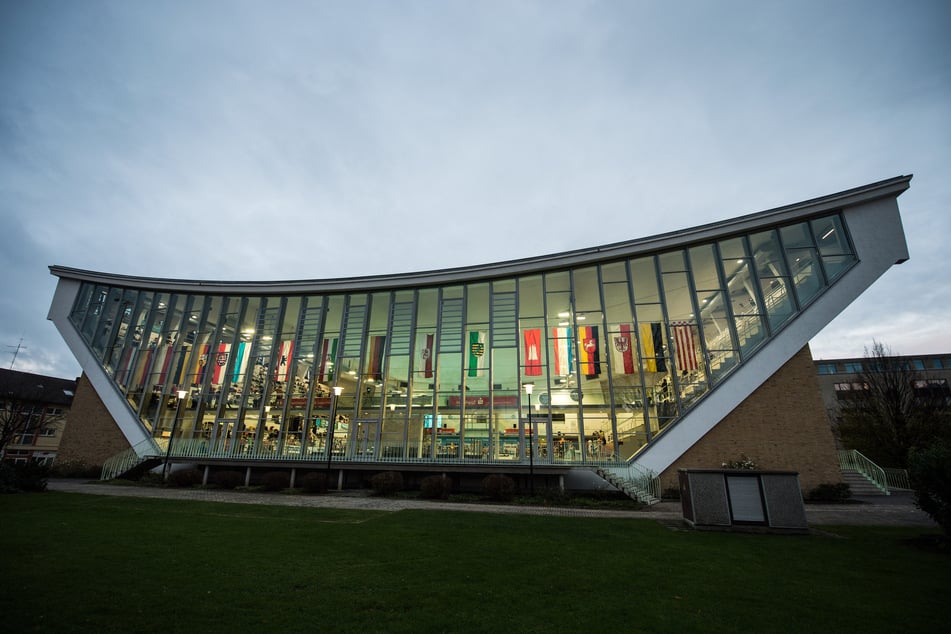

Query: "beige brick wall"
left=56, top=374, right=131, bottom=468
left=660, top=344, right=842, bottom=494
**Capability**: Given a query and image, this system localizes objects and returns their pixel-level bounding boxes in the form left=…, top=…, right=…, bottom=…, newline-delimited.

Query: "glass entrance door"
left=353, top=419, right=379, bottom=459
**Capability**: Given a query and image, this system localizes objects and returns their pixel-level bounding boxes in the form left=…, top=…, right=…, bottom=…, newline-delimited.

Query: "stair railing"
left=837, top=449, right=890, bottom=494
left=100, top=438, right=164, bottom=481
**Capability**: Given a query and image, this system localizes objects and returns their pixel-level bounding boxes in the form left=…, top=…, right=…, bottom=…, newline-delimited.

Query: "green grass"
left=2, top=493, right=947, bottom=633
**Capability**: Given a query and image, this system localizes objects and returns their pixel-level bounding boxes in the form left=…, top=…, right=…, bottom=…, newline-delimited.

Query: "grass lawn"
left=2, top=492, right=947, bottom=633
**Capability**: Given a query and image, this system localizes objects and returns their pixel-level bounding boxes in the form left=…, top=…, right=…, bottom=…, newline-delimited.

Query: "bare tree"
left=835, top=342, right=951, bottom=468
left=0, top=396, right=67, bottom=461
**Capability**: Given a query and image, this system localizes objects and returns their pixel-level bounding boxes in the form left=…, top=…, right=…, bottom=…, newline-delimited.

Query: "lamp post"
left=524, top=383, right=534, bottom=496
left=163, top=389, right=187, bottom=482
left=325, top=385, right=344, bottom=477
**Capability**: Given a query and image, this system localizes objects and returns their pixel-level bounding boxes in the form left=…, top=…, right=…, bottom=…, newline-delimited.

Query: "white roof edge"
left=49, top=175, right=912, bottom=294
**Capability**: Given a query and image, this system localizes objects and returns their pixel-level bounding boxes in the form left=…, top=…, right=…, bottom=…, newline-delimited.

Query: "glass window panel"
left=467, top=283, right=489, bottom=322
left=760, top=277, right=795, bottom=329
left=518, top=275, right=543, bottom=318
left=662, top=272, right=694, bottom=322
left=603, top=282, right=633, bottom=324
left=726, top=261, right=758, bottom=316
left=786, top=247, right=824, bottom=305
left=545, top=270, right=570, bottom=292
left=658, top=250, right=686, bottom=273
left=750, top=230, right=789, bottom=279
left=600, top=261, right=628, bottom=283
left=573, top=267, right=601, bottom=311
left=630, top=257, right=660, bottom=303
left=812, top=215, right=851, bottom=256
left=735, top=314, right=767, bottom=357
left=689, top=244, right=721, bottom=291
left=822, top=254, right=855, bottom=282
left=718, top=237, right=747, bottom=260
left=780, top=222, right=813, bottom=248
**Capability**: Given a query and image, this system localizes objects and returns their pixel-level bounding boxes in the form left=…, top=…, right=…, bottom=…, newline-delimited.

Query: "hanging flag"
left=577, top=325, right=601, bottom=378
left=672, top=322, right=699, bottom=372
left=640, top=323, right=668, bottom=372
left=420, top=333, right=434, bottom=378
left=467, top=331, right=486, bottom=377
left=273, top=341, right=294, bottom=382
left=172, top=345, right=190, bottom=387
left=193, top=344, right=210, bottom=384
left=551, top=327, right=573, bottom=376
left=523, top=328, right=543, bottom=376
left=612, top=324, right=636, bottom=375
left=135, top=348, right=154, bottom=387
left=231, top=341, right=250, bottom=384
left=367, top=336, right=386, bottom=379
left=156, top=345, right=173, bottom=385
left=318, top=337, right=338, bottom=382
left=211, top=343, right=231, bottom=384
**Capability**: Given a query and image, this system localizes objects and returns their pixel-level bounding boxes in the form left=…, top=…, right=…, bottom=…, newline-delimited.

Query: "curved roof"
left=50, top=175, right=911, bottom=294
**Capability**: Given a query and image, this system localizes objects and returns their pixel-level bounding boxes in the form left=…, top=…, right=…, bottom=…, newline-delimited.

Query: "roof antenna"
left=6, top=338, right=26, bottom=369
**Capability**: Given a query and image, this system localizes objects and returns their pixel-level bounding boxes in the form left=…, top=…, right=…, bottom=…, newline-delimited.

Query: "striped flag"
left=211, top=343, right=231, bottom=384
left=193, top=344, right=210, bottom=384
left=420, top=334, right=434, bottom=378
left=577, top=325, right=601, bottom=378
left=318, top=337, right=338, bottom=382
left=523, top=328, right=543, bottom=376
left=273, top=341, right=294, bottom=382
left=231, top=341, right=250, bottom=384
left=467, top=331, right=486, bottom=377
left=611, top=324, right=636, bottom=374
left=367, top=336, right=386, bottom=380
left=640, top=323, right=667, bottom=372
left=551, top=327, right=573, bottom=376
left=672, top=323, right=699, bottom=372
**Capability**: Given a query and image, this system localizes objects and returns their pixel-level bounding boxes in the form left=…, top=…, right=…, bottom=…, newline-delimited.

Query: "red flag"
left=523, top=329, right=543, bottom=376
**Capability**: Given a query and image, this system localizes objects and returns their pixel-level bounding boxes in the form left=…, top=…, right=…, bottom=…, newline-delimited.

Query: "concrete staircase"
left=841, top=468, right=888, bottom=496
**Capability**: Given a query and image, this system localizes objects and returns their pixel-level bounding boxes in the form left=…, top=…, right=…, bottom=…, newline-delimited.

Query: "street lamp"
left=524, top=382, right=534, bottom=496
left=163, top=389, right=188, bottom=482
left=325, top=385, right=344, bottom=478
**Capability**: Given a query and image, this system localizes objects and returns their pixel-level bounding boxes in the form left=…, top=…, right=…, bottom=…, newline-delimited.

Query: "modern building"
left=0, top=368, right=77, bottom=465
left=48, top=175, right=912, bottom=497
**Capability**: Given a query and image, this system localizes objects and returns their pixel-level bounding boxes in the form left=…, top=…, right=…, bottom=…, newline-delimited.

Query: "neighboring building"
left=47, top=176, right=912, bottom=494
left=814, top=352, right=951, bottom=442
left=0, top=368, right=77, bottom=465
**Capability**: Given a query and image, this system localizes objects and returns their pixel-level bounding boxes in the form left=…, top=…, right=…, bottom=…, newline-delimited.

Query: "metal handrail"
left=838, top=449, right=890, bottom=494
left=100, top=438, right=164, bottom=480
left=883, top=467, right=911, bottom=490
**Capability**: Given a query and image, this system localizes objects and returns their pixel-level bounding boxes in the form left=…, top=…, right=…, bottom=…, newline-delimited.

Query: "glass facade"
left=67, top=212, right=855, bottom=466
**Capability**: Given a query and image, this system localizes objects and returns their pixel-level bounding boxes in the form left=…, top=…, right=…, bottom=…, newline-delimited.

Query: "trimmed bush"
left=49, top=460, right=102, bottom=479
left=299, top=472, right=328, bottom=494
left=0, top=462, right=50, bottom=493
left=481, top=474, right=516, bottom=502
left=262, top=471, right=291, bottom=492
left=420, top=474, right=452, bottom=499
left=806, top=482, right=852, bottom=502
left=909, top=442, right=951, bottom=535
left=167, top=468, right=203, bottom=488
left=370, top=471, right=404, bottom=496
left=211, top=470, right=245, bottom=490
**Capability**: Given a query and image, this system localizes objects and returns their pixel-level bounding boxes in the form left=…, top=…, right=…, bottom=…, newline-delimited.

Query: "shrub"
left=722, top=454, right=758, bottom=470
left=211, top=470, right=245, bottom=490
left=420, top=474, right=452, bottom=499
left=662, top=486, right=682, bottom=500
left=481, top=474, right=516, bottom=502
left=370, top=471, right=404, bottom=496
left=806, top=482, right=852, bottom=502
left=49, top=459, right=102, bottom=479
left=299, top=472, right=328, bottom=494
left=0, top=462, right=50, bottom=493
left=908, top=442, right=951, bottom=535
left=262, top=471, right=291, bottom=492
left=167, top=468, right=203, bottom=488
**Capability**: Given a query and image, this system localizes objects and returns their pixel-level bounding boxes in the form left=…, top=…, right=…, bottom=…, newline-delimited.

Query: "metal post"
left=524, top=383, right=534, bottom=496
left=325, top=386, right=343, bottom=475
left=163, top=389, right=187, bottom=482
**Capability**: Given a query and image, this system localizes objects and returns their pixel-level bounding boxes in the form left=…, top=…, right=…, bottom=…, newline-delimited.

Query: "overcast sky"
left=2, top=0, right=949, bottom=380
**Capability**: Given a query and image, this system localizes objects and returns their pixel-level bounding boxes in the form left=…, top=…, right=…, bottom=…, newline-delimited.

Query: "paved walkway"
left=47, top=479, right=937, bottom=527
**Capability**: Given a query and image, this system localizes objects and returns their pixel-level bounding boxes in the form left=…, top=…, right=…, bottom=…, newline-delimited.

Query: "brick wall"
left=56, top=374, right=131, bottom=468
left=660, top=344, right=842, bottom=493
